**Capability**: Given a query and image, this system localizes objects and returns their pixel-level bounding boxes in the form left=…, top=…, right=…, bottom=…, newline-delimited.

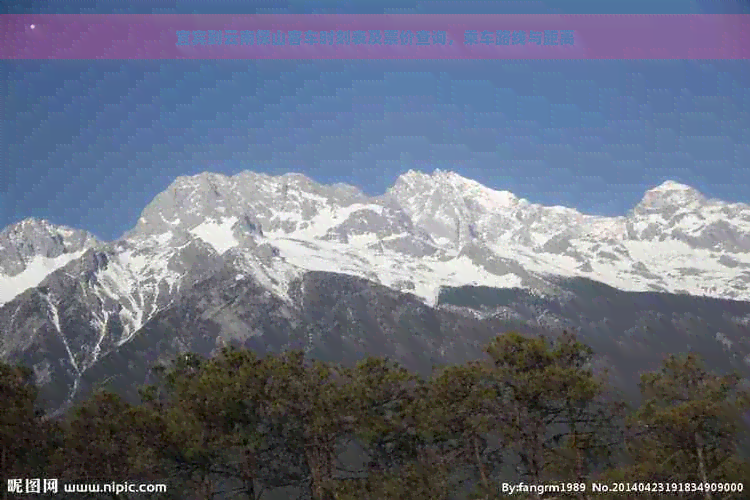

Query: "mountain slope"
left=9, top=263, right=750, bottom=415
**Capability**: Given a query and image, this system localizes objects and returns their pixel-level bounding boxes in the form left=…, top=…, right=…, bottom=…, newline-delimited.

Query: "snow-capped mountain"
left=3, top=169, right=750, bottom=414
left=3, top=169, right=750, bottom=317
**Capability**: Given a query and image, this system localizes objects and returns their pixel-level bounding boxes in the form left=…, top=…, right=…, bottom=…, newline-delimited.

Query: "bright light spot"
left=30, top=24, right=35, bottom=29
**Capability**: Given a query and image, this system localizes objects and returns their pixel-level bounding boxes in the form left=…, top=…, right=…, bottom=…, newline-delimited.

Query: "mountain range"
left=2, top=169, right=750, bottom=414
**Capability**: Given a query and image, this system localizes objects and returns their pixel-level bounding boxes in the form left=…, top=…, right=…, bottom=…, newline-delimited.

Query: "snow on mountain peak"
left=2, top=217, right=52, bottom=235
left=634, top=180, right=707, bottom=213
left=394, top=169, right=429, bottom=186
left=0, top=219, right=100, bottom=305
left=395, top=169, right=518, bottom=203
left=433, top=168, right=460, bottom=179
left=651, top=180, right=699, bottom=193
left=281, top=171, right=313, bottom=182
left=0, top=218, right=99, bottom=256
left=625, top=180, right=750, bottom=252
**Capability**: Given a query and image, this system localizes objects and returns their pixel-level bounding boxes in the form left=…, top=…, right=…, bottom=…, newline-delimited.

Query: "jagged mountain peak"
left=0, top=217, right=99, bottom=255
left=634, top=180, right=707, bottom=213
left=636, top=179, right=750, bottom=212
left=166, top=171, right=233, bottom=197
left=625, top=179, right=750, bottom=252
left=164, top=169, right=360, bottom=201
left=280, top=171, right=314, bottom=182
left=2, top=217, right=65, bottom=236
left=174, top=170, right=231, bottom=183
left=0, top=218, right=101, bottom=305
left=395, top=169, right=519, bottom=201
left=3, top=216, right=48, bottom=229
left=428, top=168, right=462, bottom=181
left=396, top=172, right=725, bottom=215
left=644, top=180, right=706, bottom=201
left=128, top=168, right=376, bottom=254
left=650, top=179, right=701, bottom=193
left=396, top=168, right=470, bottom=185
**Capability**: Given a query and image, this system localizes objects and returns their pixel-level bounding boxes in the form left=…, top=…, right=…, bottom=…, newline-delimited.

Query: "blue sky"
left=4, top=60, right=749, bottom=241
left=2, top=1, right=750, bottom=241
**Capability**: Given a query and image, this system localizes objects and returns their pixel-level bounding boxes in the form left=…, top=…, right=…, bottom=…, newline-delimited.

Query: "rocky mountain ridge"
left=2, top=169, right=750, bottom=414
left=3, top=169, right=750, bottom=311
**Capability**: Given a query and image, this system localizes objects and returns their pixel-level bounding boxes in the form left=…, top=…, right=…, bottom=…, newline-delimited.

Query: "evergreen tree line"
left=2, top=330, right=749, bottom=500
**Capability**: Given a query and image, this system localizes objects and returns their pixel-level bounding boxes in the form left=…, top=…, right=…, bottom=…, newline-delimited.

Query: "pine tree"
left=49, top=389, right=174, bottom=499
left=347, top=356, right=427, bottom=474
left=262, top=350, right=357, bottom=500
left=599, top=352, right=750, bottom=500
left=139, top=352, right=225, bottom=499
left=0, top=362, right=55, bottom=498
left=483, top=331, right=623, bottom=499
left=416, top=360, right=499, bottom=499
left=334, top=356, right=451, bottom=499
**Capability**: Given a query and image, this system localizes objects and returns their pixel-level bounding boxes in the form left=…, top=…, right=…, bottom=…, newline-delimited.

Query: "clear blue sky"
left=2, top=1, right=749, bottom=241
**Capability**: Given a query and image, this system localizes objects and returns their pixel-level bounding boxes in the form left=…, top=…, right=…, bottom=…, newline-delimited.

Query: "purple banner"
left=3, top=14, right=749, bottom=59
